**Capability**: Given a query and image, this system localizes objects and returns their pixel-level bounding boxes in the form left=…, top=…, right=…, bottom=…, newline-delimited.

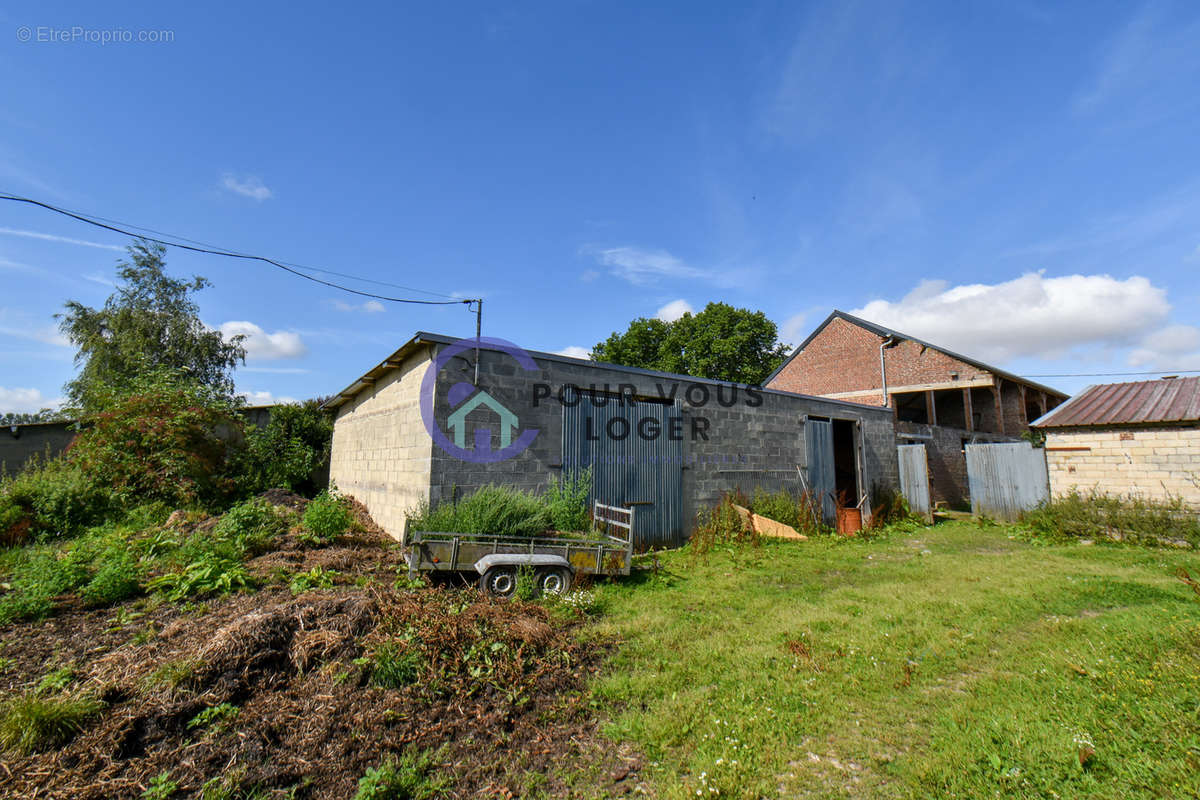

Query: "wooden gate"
left=897, top=444, right=932, bottom=522
left=965, top=442, right=1049, bottom=522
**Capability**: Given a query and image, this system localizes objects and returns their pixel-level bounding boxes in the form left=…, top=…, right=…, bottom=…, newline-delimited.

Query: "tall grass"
left=408, top=486, right=553, bottom=537
left=1023, top=490, right=1199, bottom=548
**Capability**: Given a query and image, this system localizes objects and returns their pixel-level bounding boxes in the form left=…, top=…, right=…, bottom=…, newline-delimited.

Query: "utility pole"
left=473, top=298, right=482, bottom=385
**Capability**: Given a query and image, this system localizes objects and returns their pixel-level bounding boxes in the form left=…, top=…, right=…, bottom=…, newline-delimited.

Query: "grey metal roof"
left=766, top=310, right=1069, bottom=399
left=323, top=331, right=896, bottom=414
left=1031, top=376, right=1200, bottom=428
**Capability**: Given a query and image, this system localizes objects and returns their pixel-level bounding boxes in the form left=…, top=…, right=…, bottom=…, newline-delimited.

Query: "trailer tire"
left=536, top=566, right=572, bottom=597
left=480, top=566, right=517, bottom=598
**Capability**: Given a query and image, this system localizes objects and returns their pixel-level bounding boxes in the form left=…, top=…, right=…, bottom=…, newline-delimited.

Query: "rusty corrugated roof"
left=1031, top=376, right=1200, bottom=428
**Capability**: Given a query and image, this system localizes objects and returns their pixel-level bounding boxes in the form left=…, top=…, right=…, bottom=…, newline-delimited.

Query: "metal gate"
left=805, top=418, right=837, bottom=526
left=897, top=444, right=932, bottom=522
left=965, top=442, right=1049, bottom=522
left=562, top=396, right=684, bottom=551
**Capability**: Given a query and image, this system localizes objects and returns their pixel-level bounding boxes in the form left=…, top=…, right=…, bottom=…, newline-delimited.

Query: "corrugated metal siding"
left=1034, top=377, right=1200, bottom=428
left=805, top=419, right=836, bottom=525
left=562, top=397, right=684, bottom=551
left=897, top=444, right=932, bottom=521
left=966, top=442, right=1049, bottom=522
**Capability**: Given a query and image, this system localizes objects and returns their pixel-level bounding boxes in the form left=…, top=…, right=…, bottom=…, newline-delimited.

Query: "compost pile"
left=0, top=494, right=636, bottom=799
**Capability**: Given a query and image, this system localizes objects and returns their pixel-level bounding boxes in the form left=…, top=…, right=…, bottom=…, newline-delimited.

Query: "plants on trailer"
left=545, top=468, right=592, bottom=532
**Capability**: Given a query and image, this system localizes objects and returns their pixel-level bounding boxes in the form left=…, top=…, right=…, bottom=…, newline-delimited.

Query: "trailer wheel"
left=536, top=567, right=572, bottom=597
left=480, top=566, right=517, bottom=598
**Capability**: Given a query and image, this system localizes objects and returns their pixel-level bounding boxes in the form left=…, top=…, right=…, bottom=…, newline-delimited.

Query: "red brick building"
left=767, top=311, right=1068, bottom=507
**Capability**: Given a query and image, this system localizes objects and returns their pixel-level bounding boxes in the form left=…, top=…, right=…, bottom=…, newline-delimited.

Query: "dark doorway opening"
left=832, top=419, right=859, bottom=506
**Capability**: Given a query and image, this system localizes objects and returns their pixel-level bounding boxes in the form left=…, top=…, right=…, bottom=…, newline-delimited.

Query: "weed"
left=545, top=469, right=592, bottom=532
left=690, top=492, right=756, bottom=559
left=407, top=485, right=552, bottom=538
left=80, top=543, right=141, bottom=606
left=1021, top=490, right=1199, bottom=549
left=354, top=750, right=446, bottom=799
left=290, top=566, right=338, bottom=594
left=369, top=642, right=423, bottom=689
left=515, top=565, right=537, bottom=601
left=0, top=693, right=103, bottom=754
left=300, top=491, right=354, bottom=544
left=211, top=498, right=286, bottom=556
left=142, top=658, right=202, bottom=692
left=36, top=665, right=76, bottom=694
left=147, top=553, right=253, bottom=601
left=188, top=702, right=239, bottom=733
left=141, top=771, right=179, bottom=800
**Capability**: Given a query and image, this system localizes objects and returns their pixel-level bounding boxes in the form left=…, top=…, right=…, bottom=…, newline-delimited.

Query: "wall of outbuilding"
left=1044, top=426, right=1200, bottom=507
left=0, top=422, right=77, bottom=474
left=425, top=345, right=898, bottom=541
left=329, top=347, right=434, bottom=536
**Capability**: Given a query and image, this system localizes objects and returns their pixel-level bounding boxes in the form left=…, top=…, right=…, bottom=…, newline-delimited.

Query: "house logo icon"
left=446, top=389, right=519, bottom=450
left=419, top=336, right=540, bottom=464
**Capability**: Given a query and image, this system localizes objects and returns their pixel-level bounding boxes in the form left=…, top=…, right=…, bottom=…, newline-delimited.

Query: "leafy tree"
left=58, top=240, right=245, bottom=411
left=0, top=409, right=70, bottom=426
left=236, top=400, right=333, bottom=496
left=591, top=302, right=790, bottom=384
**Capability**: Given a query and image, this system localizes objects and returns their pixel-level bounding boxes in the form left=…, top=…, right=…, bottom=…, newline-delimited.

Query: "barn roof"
left=1031, top=376, right=1200, bottom=428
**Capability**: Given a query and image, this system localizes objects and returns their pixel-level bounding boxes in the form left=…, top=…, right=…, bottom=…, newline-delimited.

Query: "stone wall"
left=1045, top=426, right=1200, bottom=507
left=329, top=347, right=434, bottom=538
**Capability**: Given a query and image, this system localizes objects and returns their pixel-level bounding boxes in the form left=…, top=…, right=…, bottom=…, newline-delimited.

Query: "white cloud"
left=333, top=299, right=386, bottom=314
left=220, top=173, right=273, bottom=201
left=0, top=227, right=123, bottom=251
left=218, top=321, right=307, bottom=360
left=852, top=272, right=1170, bottom=363
left=239, top=390, right=298, bottom=406
left=590, top=246, right=710, bottom=286
left=1129, top=324, right=1200, bottom=371
left=781, top=313, right=809, bottom=347
left=655, top=299, right=694, bottom=322
left=0, top=387, right=61, bottom=414
left=0, top=309, right=70, bottom=348
left=554, top=346, right=591, bottom=360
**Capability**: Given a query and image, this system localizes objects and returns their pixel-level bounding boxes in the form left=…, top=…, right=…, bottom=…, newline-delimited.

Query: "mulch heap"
left=0, top=493, right=641, bottom=799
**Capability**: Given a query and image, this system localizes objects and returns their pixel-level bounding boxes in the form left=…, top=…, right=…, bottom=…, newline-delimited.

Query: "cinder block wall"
left=430, top=347, right=899, bottom=534
left=1045, top=426, right=1200, bottom=507
left=769, top=316, right=990, bottom=398
left=0, top=422, right=77, bottom=474
left=329, top=348, right=434, bottom=538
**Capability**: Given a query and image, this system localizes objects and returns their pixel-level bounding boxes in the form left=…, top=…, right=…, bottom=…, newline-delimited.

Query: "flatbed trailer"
left=405, top=502, right=634, bottom=597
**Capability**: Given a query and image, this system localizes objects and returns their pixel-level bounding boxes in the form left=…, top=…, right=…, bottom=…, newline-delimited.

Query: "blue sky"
left=2, top=0, right=1199, bottom=412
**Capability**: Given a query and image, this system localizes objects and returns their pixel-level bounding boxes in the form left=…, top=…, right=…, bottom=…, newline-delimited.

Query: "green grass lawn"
left=586, top=521, right=1200, bottom=799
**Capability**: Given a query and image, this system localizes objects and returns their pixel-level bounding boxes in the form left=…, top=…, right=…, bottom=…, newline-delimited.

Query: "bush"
left=747, top=487, right=803, bottom=530
left=79, top=543, right=141, bottom=606
left=545, top=469, right=592, bottom=532
left=408, top=485, right=552, bottom=538
left=0, top=456, right=115, bottom=541
left=0, top=693, right=103, bottom=754
left=1022, top=491, right=1200, bottom=549
left=302, top=491, right=353, bottom=543
left=354, top=750, right=445, bottom=800
left=66, top=369, right=241, bottom=508
left=211, top=497, right=287, bottom=556
left=235, top=401, right=333, bottom=497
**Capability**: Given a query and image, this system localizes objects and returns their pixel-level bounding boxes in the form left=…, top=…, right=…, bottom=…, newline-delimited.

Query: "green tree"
left=236, top=400, right=334, bottom=496
left=591, top=302, right=790, bottom=384
left=58, top=240, right=245, bottom=410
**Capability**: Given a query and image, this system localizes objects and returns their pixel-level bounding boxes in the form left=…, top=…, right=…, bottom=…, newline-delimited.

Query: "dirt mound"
left=0, top=505, right=637, bottom=799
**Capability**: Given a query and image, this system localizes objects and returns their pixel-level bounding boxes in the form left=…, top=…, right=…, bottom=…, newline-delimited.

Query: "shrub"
left=235, top=401, right=333, bottom=497
left=211, top=497, right=287, bottom=556
left=301, top=491, right=354, bottom=543
left=545, top=469, right=592, bottom=532
left=354, top=750, right=445, bottom=800
left=0, top=693, right=103, bottom=754
left=1022, top=491, right=1200, bottom=549
left=747, top=487, right=803, bottom=530
left=369, top=642, right=423, bottom=689
left=79, top=542, right=141, bottom=606
left=408, top=485, right=552, bottom=538
left=0, top=456, right=115, bottom=541
left=66, top=369, right=241, bottom=508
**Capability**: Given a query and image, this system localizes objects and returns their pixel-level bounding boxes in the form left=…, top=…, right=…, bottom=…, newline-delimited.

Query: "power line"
left=0, top=192, right=474, bottom=307
left=1023, top=369, right=1200, bottom=378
